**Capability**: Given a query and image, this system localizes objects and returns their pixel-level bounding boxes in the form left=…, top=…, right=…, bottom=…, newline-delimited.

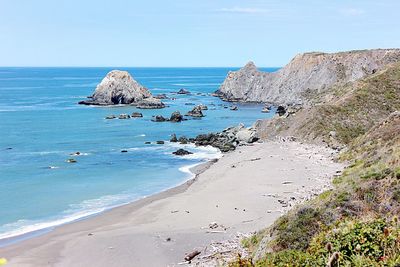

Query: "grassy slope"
left=232, top=63, right=400, bottom=266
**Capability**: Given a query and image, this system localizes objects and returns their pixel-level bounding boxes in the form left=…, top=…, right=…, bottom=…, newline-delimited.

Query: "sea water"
left=0, top=67, right=277, bottom=242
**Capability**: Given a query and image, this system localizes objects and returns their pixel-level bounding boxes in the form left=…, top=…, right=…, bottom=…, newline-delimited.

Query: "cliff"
left=79, top=70, right=154, bottom=106
left=216, top=49, right=400, bottom=105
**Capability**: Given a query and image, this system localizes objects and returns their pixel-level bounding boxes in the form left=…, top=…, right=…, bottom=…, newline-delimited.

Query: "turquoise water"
left=0, top=67, right=277, bottom=241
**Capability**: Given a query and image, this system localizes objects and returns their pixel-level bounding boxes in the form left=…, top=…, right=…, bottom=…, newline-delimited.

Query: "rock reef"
left=216, top=49, right=400, bottom=105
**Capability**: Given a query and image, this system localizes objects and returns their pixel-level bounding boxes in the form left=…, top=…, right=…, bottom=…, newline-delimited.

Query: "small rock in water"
left=70, top=151, right=81, bottom=156
left=152, top=115, right=167, bottom=122
left=118, top=114, right=130, bottom=119
left=178, top=136, right=189, bottom=144
left=186, top=105, right=204, bottom=117
left=131, top=112, right=143, bottom=118
left=170, top=134, right=178, bottom=142
left=172, top=149, right=193, bottom=156
left=156, top=141, right=165, bottom=144
left=66, top=158, right=77, bottom=163
left=121, top=150, right=128, bottom=153
left=144, top=141, right=151, bottom=144
left=177, top=88, right=190, bottom=94
left=230, top=106, right=238, bottom=111
left=105, top=115, right=116, bottom=119
left=169, top=111, right=183, bottom=122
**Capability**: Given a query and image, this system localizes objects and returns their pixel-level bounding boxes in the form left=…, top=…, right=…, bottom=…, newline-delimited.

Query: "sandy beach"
left=0, top=140, right=344, bottom=267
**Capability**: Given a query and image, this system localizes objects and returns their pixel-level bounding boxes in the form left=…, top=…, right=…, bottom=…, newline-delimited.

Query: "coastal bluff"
left=215, top=49, right=400, bottom=105
left=79, top=70, right=164, bottom=108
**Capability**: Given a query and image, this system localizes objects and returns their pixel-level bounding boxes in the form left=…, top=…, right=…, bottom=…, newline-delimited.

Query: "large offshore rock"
left=79, top=70, right=156, bottom=106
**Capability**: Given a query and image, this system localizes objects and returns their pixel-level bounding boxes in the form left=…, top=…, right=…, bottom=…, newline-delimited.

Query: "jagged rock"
left=216, top=49, right=400, bottom=105
left=154, top=94, right=168, bottom=99
left=170, top=134, right=178, bottom=142
left=198, top=104, right=208, bottom=110
left=177, top=88, right=190, bottom=95
left=178, top=136, right=189, bottom=144
left=118, top=114, right=130, bottom=119
left=105, top=115, right=116, bottom=119
left=172, top=149, right=193, bottom=156
left=131, top=112, right=143, bottom=118
left=136, top=97, right=165, bottom=109
left=276, top=106, right=286, bottom=116
left=186, top=105, right=204, bottom=117
left=79, top=70, right=151, bottom=105
left=152, top=115, right=167, bottom=122
left=170, top=111, right=183, bottom=122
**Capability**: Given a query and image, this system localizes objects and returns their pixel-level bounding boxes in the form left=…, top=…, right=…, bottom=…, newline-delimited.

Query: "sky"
left=0, top=0, right=399, bottom=67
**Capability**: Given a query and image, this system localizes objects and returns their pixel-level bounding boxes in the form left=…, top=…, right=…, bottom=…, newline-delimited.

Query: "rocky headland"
left=215, top=49, right=400, bottom=106
left=79, top=70, right=165, bottom=108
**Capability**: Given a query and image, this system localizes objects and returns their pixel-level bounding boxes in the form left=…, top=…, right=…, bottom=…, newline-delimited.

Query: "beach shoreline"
left=0, top=140, right=345, bottom=267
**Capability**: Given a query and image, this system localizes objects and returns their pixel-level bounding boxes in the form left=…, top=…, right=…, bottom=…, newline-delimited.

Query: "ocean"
left=0, top=67, right=277, bottom=243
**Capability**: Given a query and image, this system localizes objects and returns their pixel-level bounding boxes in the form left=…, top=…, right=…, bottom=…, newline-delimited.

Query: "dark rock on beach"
left=172, top=149, right=193, bottom=156
left=276, top=106, right=286, bottom=116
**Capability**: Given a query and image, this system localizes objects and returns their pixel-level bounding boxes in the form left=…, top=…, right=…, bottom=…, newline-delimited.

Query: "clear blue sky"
left=1, top=0, right=399, bottom=67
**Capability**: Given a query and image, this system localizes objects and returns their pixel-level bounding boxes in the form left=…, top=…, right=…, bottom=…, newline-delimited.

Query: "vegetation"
left=229, top=63, right=400, bottom=266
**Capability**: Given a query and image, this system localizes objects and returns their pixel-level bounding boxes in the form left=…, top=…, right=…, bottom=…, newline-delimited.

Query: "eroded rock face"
left=79, top=70, right=162, bottom=106
left=216, top=49, right=400, bottom=105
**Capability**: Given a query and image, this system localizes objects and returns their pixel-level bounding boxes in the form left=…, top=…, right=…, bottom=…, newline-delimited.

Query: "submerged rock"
left=230, top=106, right=238, bottom=111
left=66, top=158, right=77, bottom=163
left=105, top=115, right=117, bottom=119
left=79, top=70, right=152, bottom=105
left=172, top=149, right=193, bottom=156
left=156, top=140, right=165, bottom=144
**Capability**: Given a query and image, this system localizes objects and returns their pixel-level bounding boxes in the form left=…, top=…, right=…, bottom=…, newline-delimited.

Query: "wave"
left=0, top=193, right=135, bottom=241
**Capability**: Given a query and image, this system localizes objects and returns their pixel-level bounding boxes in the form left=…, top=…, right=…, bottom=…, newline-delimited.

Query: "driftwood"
left=184, top=250, right=201, bottom=262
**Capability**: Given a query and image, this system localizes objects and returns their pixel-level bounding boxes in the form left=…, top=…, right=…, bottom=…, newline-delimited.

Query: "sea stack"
left=79, top=70, right=164, bottom=107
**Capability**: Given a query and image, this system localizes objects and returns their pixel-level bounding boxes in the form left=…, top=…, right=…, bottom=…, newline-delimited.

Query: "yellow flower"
left=0, top=258, right=7, bottom=265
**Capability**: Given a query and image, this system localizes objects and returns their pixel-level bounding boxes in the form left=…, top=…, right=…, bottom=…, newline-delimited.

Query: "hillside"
left=216, top=49, right=400, bottom=106
left=229, top=62, right=400, bottom=266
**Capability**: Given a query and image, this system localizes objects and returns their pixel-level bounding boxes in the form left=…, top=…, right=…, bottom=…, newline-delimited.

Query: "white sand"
left=0, top=141, right=344, bottom=267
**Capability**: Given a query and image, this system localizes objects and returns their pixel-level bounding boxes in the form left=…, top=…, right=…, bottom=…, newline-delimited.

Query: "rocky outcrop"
left=186, top=105, right=204, bottom=117
left=79, top=70, right=165, bottom=108
left=169, top=111, right=184, bottom=122
left=216, top=49, right=400, bottom=105
left=135, top=97, right=165, bottom=109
